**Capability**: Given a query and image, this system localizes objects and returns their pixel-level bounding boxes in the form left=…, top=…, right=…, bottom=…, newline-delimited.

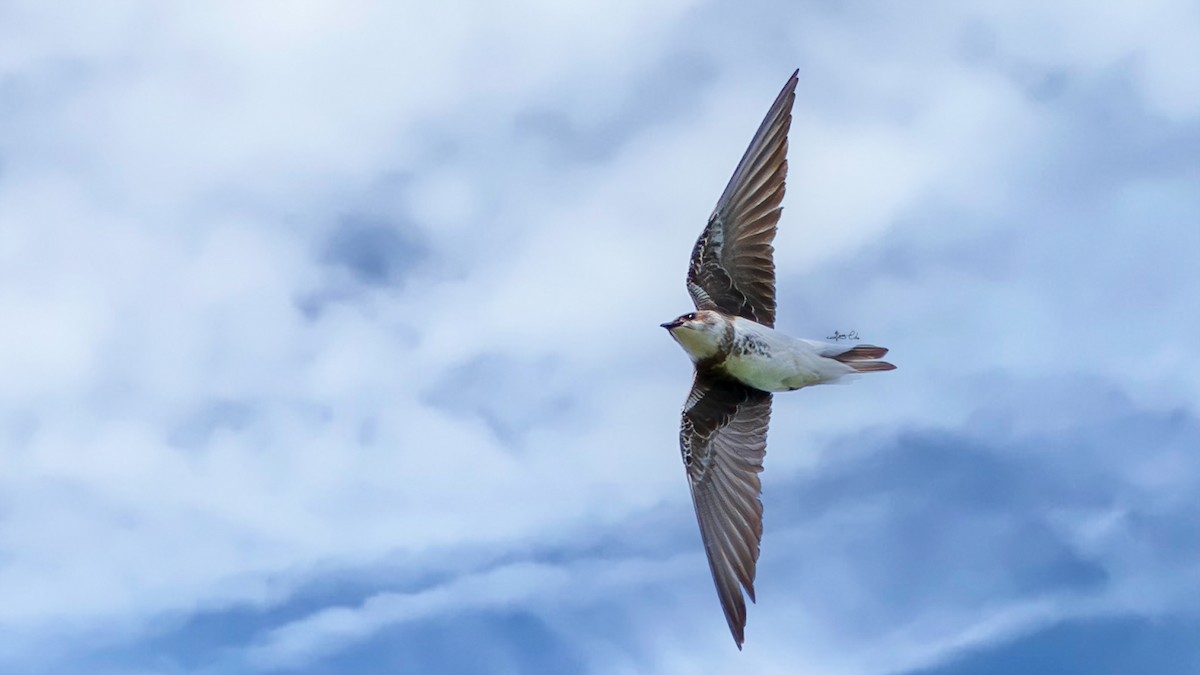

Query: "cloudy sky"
left=2, top=1, right=1199, bottom=673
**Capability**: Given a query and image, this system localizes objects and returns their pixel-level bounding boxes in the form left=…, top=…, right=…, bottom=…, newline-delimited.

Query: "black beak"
left=660, top=320, right=681, bottom=330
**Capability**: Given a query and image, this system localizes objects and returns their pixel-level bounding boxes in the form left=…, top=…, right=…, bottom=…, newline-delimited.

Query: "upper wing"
left=680, top=370, right=773, bottom=648
left=687, top=70, right=797, bottom=328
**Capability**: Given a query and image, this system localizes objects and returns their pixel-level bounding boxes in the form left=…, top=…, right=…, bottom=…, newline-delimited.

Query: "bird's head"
left=661, top=310, right=732, bottom=361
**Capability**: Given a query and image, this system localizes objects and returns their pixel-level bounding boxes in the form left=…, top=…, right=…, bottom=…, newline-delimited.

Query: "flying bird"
left=662, top=69, right=895, bottom=649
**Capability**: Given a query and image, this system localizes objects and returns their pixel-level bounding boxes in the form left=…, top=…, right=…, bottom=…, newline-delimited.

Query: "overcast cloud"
left=2, top=0, right=1199, bottom=673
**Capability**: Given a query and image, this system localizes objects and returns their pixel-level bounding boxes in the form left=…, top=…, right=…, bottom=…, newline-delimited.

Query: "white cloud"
left=246, top=555, right=694, bottom=671
left=1, top=0, right=1199, bottom=673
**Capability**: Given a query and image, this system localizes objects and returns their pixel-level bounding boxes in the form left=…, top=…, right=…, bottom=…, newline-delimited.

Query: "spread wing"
left=680, top=370, right=773, bottom=648
left=687, top=69, right=797, bottom=328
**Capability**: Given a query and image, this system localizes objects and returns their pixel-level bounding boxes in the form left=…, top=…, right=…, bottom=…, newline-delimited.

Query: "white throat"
left=671, top=325, right=724, bottom=362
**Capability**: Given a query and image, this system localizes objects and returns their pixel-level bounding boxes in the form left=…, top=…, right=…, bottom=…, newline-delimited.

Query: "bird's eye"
left=685, top=313, right=696, bottom=321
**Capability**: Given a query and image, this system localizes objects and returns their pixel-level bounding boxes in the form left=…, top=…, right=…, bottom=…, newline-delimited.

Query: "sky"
left=1, top=0, right=1199, bottom=673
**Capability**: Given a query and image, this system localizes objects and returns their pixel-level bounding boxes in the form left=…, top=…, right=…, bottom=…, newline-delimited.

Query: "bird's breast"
left=719, top=321, right=827, bottom=392
left=731, top=332, right=772, bottom=358
left=721, top=348, right=807, bottom=393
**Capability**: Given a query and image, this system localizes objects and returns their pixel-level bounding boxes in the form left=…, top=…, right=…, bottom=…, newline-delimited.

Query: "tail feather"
left=845, top=360, right=896, bottom=372
left=832, top=344, right=889, bottom=361
left=832, top=344, right=895, bottom=373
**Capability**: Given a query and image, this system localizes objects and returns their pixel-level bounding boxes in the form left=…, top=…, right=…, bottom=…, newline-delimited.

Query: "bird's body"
left=661, top=70, right=894, bottom=649
left=667, top=312, right=880, bottom=392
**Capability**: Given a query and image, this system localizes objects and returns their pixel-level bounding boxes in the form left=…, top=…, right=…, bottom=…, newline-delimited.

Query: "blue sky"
left=2, top=0, right=1199, bottom=673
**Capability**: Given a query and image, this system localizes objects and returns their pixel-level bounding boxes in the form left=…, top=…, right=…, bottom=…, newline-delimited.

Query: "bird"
left=661, top=69, right=895, bottom=649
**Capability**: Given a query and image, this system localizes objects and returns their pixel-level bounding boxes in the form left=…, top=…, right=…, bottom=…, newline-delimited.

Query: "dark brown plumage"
left=686, top=70, right=796, bottom=329
left=678, top=70, right=798, bottom=649
left=681, top=370, right=772, bottom=648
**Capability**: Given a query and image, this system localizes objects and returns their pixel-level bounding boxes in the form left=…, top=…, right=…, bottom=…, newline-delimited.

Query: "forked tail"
left=831, top=345, right=896, bottom=372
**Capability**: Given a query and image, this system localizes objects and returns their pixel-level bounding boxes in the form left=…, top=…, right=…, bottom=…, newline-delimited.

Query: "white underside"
left=723, top=317, right=859, bottom=392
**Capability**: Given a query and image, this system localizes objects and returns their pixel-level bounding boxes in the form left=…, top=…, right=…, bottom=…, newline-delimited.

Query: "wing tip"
left=727, top=607, right=747, bottom=650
